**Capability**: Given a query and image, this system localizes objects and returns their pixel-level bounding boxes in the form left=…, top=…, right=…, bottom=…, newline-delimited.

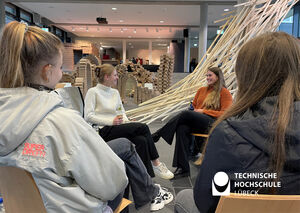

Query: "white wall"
left=127, top=48, right=167, bottom=65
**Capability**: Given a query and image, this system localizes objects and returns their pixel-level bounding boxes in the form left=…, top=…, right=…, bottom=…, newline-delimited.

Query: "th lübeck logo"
left=212, top=172, right=230, bottom=196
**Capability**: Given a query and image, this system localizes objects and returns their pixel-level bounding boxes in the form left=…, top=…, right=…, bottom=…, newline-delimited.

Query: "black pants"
left=155, top=110, right=215, bottom=172
left=99, top=122, right=159, bottom=177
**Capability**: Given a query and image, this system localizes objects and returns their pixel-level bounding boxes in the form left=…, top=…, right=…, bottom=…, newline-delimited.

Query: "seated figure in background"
left=175, top=32, right=300, bottom=213
left=152, top=67, right=233, bottom=178
left=84, top=64, right=174, bottom=180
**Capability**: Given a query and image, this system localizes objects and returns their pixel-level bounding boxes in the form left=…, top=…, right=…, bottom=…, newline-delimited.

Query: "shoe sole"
left=150, top=203, right=164, bottom=211
left=155, top=173, right=174, bottom=180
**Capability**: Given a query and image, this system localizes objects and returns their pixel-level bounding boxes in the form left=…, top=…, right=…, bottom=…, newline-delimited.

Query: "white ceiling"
left=12, top=0, right=237, bottom=40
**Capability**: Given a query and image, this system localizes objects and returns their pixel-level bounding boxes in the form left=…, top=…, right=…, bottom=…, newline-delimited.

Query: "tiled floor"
left=123, top=99, right=201, bottom=213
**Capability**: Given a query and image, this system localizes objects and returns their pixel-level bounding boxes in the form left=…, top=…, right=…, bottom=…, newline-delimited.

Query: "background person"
left=152, top=67, right=232, bottom=178
left=84, top=64, right=174, bottom=180
left=175, top=32, right=300, bottom=213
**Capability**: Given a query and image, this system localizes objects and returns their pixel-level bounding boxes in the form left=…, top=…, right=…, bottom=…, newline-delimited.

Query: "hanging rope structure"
left=126, top=0, right=298, bottom=124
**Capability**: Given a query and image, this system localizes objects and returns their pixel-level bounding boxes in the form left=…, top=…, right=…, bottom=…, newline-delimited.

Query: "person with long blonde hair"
left=175, top=32, right=300, bottom=213
left=0, top=21, right=172, bottom=213
left=152, top=67, right=232, bottom=177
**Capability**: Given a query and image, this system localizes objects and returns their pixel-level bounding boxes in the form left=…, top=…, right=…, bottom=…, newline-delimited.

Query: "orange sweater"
left=192, top=86, right=233, bottom=118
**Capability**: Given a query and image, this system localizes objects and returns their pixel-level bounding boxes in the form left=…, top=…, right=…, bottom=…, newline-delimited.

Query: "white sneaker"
left=155, top=184, right=174, bottom=205
left=153, top=162, right=174, bottom=180
left=150, top=190, right=164, bottom=211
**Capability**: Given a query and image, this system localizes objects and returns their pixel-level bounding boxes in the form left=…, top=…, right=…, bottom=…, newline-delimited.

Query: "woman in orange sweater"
left=152, top=67, right=233, bottom=177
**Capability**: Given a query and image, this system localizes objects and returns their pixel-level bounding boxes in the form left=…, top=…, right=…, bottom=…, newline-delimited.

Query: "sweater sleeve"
left=193, top=122, right=242, bottom=213
left=84, top=89, right=114, bottom=126
left=203, top=88, right=232, bottom=118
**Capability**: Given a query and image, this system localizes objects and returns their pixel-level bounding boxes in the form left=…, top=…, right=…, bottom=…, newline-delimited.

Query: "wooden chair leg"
left=194, top=153, right=204, bottom=166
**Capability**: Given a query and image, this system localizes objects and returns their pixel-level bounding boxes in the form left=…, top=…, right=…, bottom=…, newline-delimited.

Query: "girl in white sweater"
left=85, top=64, right=174, bottom=180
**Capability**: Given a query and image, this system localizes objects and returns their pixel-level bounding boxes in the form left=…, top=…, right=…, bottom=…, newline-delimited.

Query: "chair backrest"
left=55, top=86, right=85, bottom=117
left=215, top=193, right=300, bottom=213
left=0, top=166, right=46, bottom=213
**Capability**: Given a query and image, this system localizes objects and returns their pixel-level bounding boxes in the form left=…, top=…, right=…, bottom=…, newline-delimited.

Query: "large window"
left=278, top=8, right=293, bottom=35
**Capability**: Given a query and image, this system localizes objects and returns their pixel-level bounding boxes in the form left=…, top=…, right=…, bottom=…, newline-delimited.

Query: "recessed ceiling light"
left=160, top=20, right=164, bottom=23
left=112, top=8, right=117, bottom=11
left=224, top=9, right=230, bottom=12
left=194, top=44, right=197, bottom=47
left=129, top=43, right=132, bottom=45
left=120, top=20, right=124, bottom=22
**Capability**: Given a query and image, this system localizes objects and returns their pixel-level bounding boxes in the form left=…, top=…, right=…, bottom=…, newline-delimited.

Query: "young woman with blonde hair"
left=175, top=32, right=300, bottom=213
left=84, top=64, right=174, bottom=180
left=152, top=67, right=232, bottom=177
left=0, top=21, right=173, bottom=212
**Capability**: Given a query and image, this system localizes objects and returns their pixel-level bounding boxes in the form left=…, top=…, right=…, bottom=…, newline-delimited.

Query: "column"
left=122, top=40, right=126, bottom=64
left=149, top=40, right=152, bottom=65
left=184, top=29, right=190, bottom=73
left=198, top=3, right=208, bottom=63
left=0, top=1, right=5, bottom=30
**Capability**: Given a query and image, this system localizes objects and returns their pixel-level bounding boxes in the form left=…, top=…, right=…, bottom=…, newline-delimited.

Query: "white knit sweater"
left=84, top=83, right=129, bottom=127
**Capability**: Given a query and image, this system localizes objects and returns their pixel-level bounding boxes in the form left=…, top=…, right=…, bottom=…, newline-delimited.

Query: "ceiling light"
left=194, top=44, right=197, bottom=47
left=224, top=9, right=230, bottom=12
left=160, top=20, right=164, bottom=23
left=129, top=43, right=132, bottom=45
left=194, top=36, right=198, bottom=39
left=109, top=28, right=112, bottom=32
left=112, top=7, right=117, bottom=11
left=120, top=19, right=124, bottom=22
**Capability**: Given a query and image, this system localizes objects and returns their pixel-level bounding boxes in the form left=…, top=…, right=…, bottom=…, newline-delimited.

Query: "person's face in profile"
left=105, top=69, right=119, bottom=87
left=206, top=70, right=218, bottom=86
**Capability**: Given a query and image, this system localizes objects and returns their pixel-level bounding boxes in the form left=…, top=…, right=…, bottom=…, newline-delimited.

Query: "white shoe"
left=153, top=162, right=174, bottom=180
left=155, top=184, right=174, bottom=205
left=150, top=189, right=165, bottom=211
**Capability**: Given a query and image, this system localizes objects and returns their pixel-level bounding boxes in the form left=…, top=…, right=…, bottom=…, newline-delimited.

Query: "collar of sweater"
left=97, top=83, right=112, bottom=92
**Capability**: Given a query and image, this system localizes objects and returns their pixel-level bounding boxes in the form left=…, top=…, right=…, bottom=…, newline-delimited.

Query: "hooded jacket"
left=0, top=87, right=128, bottom=213
left=194, top=96, right=300, bottom=213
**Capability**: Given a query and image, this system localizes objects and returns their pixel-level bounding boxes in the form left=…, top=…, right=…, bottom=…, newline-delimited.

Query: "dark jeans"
left=155, top=110, right=215, bottom=172
left=107, top=138, right=158, bottom=209
left=100, top=122, right=159, bottom=177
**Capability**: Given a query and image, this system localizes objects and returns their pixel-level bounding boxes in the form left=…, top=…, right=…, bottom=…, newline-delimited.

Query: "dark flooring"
left=123, top=98, right=201, bottom=213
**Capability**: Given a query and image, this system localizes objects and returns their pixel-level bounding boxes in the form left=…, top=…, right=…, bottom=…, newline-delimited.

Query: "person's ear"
left=41, top=64, right=51, bottom=83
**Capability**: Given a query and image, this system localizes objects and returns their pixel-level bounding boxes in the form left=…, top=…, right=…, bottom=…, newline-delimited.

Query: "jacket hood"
left=0, top=87, right=63, bottom=156
left=226, top=96, right=300, bottom=170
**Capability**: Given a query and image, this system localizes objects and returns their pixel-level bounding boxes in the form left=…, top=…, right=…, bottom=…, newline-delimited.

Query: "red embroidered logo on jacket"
left=22, top=143, right=46, bottom=157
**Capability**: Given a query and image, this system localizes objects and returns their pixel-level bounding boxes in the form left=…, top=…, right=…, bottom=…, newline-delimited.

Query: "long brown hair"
left=0, top=21, right=63, bottom=88
left=202, top=67, right=226, bottom=110
left=209, top=32, right=300, bottom=191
